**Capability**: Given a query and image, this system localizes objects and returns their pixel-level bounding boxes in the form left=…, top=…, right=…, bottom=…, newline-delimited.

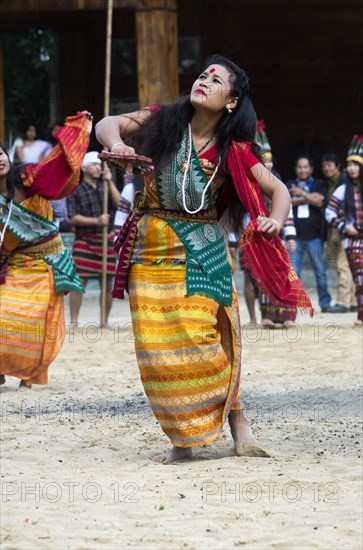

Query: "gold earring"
left=226, top=104, right=232, bottom=114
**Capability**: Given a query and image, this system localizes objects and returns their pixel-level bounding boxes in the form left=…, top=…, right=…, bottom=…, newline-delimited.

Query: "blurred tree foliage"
left=4, top=29, right=58, bottom=143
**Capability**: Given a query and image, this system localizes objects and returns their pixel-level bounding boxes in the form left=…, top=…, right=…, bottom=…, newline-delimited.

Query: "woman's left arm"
left=250, top=163, right=291, bottom=237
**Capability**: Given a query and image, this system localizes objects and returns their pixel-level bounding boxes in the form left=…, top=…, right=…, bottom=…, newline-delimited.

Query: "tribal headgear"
left=347, top=135, right=363, bottom=165
left=255, top=119, right=272, bottom=162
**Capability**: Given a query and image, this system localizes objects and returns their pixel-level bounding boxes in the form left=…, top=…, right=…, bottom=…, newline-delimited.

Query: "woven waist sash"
left=2, top=232, right=83, bottom=294
left=17, top=232, right=64, bottom=259
left=0, top=233, right=63, bottom=284
left=132, top=191, right=217, bottom=224
left=112, top=191, right=218, bottom=299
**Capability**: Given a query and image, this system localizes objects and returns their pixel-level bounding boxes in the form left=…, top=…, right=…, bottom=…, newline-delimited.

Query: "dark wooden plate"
left=98, top=152, right=153, bottom=174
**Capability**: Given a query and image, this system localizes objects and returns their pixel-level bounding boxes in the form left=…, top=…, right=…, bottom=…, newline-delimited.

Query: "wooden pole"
left=101, top=0, right=113, bottom=327
left=135, top=0, right=179, bottom=106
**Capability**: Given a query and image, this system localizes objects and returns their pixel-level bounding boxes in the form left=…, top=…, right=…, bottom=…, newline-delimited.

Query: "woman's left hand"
left=256, top=215, right=280, bottom=238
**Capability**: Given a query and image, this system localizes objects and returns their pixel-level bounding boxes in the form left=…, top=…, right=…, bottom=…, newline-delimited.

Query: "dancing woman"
left=0, top=112, right=92, bottom=388
left=96, top=55, right=312, bottom=463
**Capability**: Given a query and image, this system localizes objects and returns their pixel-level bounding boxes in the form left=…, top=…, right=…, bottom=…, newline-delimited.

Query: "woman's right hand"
left=110, top=143, right=136, bottom=156
left=107, top=143, right=138, bottom=170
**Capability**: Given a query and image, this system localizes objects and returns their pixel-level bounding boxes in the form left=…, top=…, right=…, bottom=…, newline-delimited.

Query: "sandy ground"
left=1, top=277, right=362, bottom=550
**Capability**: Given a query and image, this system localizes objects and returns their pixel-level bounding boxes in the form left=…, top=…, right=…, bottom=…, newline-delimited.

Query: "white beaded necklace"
left=182, top=124, right=220, bottom=215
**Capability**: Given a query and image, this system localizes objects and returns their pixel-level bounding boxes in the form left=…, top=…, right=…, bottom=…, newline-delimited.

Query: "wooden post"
left=0, top=35, right=5, bottom=143
left=101, top=0, right=114, bottom=328
left=135, top=0, right=179, bottom=106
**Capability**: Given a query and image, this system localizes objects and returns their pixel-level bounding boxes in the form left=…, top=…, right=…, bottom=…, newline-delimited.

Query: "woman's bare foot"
left=18, top=380, right=32, bottom=391
left=353, top=319, right=362, bottom=327
left=100, top=323, right=112, bottom=329
left=154, top=446, right=193, bottom=465
left=261, top=318, right=276, bottom=329
left=228, top=409, right=271, bottom=457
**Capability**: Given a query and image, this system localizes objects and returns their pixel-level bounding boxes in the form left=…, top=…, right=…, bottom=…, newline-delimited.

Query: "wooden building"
left=0, top=0, right=362, bottom=178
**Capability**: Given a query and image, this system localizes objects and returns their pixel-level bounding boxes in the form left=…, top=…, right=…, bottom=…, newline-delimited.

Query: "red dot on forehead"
left=209, top=68, right=216, bottom=73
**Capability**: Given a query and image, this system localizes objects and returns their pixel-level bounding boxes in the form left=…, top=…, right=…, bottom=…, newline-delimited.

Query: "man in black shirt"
left=286, top=155, right=331, bottom=312
left=67, top=152, right=120, bottom=326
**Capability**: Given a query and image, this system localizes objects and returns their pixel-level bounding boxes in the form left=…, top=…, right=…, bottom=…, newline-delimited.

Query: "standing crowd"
left=240, top=124, right=362, bottom=328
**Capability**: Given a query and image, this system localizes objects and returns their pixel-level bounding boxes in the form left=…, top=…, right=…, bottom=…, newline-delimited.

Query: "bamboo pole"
left=100, top=0, right=113, bottom=327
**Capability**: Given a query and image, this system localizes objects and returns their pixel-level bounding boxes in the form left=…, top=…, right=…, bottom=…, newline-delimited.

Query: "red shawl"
left=227, top=141, right=314, bottom=316
left=23, top=112, right=90, bottom=199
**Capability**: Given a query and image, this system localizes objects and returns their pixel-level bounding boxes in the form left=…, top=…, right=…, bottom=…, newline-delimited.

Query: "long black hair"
left=130, top=54, right=262, bottom=234
left=344, top=161, right=363, bottom=222
left=0, top=142, right=26, bottom=203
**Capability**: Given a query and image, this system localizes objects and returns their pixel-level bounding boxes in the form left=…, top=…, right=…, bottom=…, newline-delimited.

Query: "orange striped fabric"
left=0, top=195, right=64, bottom=384
left=128, top=264, right=242, bottom=447
left=0, top=254, right=64, bottom=385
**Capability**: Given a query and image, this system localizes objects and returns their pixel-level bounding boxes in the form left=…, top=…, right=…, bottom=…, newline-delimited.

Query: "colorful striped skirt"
left=346, top=237, right=363, bottom=321
left=72, top=232, right=116, bottom=278
left=0, top=253, right=64, bottom=384
left=128, top=263, right=243, bottom=448
left=259, top=292, right=297, bottom=323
